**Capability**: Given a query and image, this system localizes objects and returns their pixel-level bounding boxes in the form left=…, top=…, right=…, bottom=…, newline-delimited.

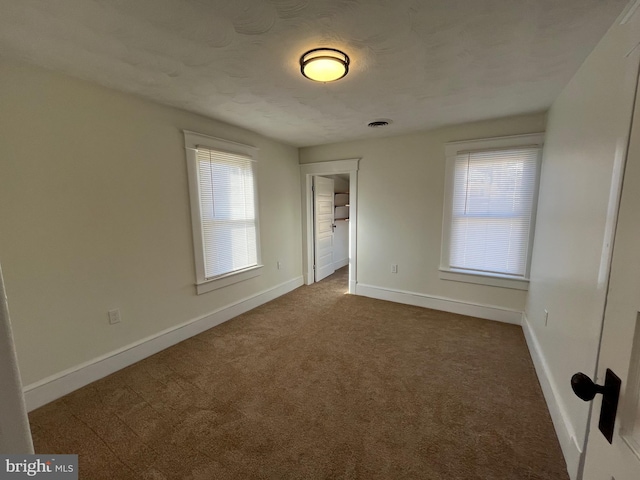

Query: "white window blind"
left=450, top=147, right=539, bottom=277
left=196, top=146, right=258, bottom=279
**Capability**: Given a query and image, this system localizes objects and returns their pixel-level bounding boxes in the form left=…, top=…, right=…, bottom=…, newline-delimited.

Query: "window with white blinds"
left=184, top=131, right=262, bottom=294
left=196, top=147, right=258, bottom=279
left=442, top=134, right=543, bottom=287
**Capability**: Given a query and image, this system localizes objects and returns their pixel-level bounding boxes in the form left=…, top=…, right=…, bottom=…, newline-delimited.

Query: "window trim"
left=440, top=133, right=544, bottom=289
left=184, top=130, right=263, bottom=294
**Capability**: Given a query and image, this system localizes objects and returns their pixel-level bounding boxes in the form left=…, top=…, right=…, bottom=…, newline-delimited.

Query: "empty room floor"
left=29, top=268, right=568, bottom=479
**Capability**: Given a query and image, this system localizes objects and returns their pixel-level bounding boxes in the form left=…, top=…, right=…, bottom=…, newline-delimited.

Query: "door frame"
left=300, top=159, right=359, bottom=293
left=0, top=262, right=34, bottom=453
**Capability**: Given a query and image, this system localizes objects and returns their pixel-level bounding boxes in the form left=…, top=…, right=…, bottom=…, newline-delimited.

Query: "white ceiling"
left=0, top=0, right=629, bottom=147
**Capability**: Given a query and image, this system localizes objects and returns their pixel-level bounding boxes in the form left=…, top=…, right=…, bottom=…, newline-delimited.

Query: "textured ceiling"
left=0, top=0, right=629, bottom=147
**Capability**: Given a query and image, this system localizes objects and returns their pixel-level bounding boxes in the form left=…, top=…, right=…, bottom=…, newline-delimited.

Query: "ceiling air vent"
left=367, top=119, right=393, bottom=128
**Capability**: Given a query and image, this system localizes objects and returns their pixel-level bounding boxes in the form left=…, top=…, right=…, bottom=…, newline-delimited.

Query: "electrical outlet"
left=108, top=308, right=121, bottom=325
left=391, top=264, right=398, bottom=274
left=544, top=309, right=549, bottom=327
left=277, top=261, right=282, bottom=270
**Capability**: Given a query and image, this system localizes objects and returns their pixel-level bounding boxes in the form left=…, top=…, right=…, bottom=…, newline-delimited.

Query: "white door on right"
left=580, top=17, right=640, bottom=479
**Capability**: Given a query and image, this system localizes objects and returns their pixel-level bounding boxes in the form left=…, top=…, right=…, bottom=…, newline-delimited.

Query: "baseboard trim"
left=24, top=276, right=304, bottom=411
left=332, top=258, right=349, bottom=270
left=522, top=313, right=583, bottom=480
left=354, top=283, right=522, bottom=325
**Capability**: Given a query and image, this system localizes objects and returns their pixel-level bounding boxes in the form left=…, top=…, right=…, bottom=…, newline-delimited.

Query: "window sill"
left=196, top=265, right=263, bottom=295
left=439, top=269, right=529, bottom=291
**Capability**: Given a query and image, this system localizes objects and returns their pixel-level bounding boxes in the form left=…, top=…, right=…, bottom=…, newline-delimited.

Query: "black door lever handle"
left=570, top=369, right=621, bottom=444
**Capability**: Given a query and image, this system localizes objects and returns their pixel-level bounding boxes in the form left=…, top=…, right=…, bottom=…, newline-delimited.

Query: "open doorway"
left=300, top=159, right=359, bottom=294
left=312, top=174, right=350, bottom=288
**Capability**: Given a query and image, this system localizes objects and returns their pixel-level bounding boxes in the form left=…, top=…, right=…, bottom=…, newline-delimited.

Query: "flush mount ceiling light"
left=300, top=48, right=350, bottom=82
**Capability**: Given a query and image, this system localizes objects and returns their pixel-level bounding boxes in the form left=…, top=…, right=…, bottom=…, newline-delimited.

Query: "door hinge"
left=313, top=265, right=316, bottom=270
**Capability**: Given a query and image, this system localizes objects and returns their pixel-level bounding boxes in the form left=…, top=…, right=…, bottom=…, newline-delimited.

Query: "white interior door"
left=313, top=176, right=335, bottom=282
left=580, top=49, right=640, bottom=479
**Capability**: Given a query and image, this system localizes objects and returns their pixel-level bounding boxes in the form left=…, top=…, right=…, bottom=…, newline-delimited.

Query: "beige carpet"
left=29, top=267, right=568, bottom=479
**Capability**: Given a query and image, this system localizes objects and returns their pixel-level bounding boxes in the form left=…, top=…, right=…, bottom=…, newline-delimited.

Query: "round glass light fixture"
left=300, top=48, right=350, bottom=82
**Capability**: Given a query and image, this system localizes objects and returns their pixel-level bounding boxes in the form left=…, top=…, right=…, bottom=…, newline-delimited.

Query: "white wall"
left=0, top=60, right=302, bottom=392
left=523, top=9, right=640, bottom=479
left=332, top=175, right=350, bottom=193
left=300, top=113, right=546, bottom=320
left=332, top=221, right=349, bottom=270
